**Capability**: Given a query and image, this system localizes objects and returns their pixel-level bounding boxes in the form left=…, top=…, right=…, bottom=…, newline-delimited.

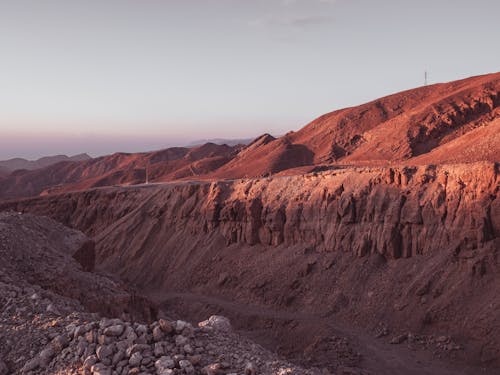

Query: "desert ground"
left=1, top=72, right=499, bottom=375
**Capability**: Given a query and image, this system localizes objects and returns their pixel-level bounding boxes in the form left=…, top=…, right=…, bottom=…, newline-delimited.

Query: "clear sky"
left=0, top=0, right=499, bottom=159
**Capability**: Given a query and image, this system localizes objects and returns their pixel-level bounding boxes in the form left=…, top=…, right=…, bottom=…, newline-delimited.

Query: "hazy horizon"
left=1, top=0, right=499, bottom=159
left=0, top=132, right=262, bottom=161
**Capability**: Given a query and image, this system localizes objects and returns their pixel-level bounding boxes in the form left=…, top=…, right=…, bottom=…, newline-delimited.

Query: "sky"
left=0, top=0, right=499, bottom=159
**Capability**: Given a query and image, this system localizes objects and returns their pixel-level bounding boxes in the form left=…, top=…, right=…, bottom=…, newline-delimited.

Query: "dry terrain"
left=0, top=72, right=498, bottom=201
left=0, top=72, right=499, bottom=374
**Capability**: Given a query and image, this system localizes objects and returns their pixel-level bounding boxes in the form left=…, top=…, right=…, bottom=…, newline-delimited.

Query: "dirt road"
left=148, top=291, right=497, bottom=375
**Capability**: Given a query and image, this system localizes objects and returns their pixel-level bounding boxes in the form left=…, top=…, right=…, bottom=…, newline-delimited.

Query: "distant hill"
left=187, top=138, right=255, bottom=147
left=0, top=153, right=91, bottom=172
left=0, top=72, right=498, bottom=200
left=0, top=144, right=240, bottom=199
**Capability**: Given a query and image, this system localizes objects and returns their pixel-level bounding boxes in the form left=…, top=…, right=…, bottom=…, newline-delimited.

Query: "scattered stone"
left=113, top=350, right=126, bottom=366
left=179, top=359, right=195, bottom=375
left=21, top=357, right=40, bottom=373
left=85, top=330, right=96, bottom=344
left=188, top=354, right=202, bottom=366
left=203, top=363, right=222, bottom=375
left=51, top=334, right=70, bottom=353
left=135, top=324, right=148, bottom=336
left=245, top=362, right=257, bottom=375
left=159, top=319, right=173, bottom=334
left=175, top=321, right=186, bottom=332
left=436, top=336, right=449, bottom=343
left=129, top=352, right=143, bottom=367
left=126, top=344, right=150, bottom=357
left=0, top=213, right=324, bottom=375
left=155, top=356, right=175, bottom=373
left=390, top=334, right=407, bottom=345
left=175, top=335, right=188, bottom=347
left=39, top=346, right=55, bottom=366
left=199, top=316, right=232, bottom=332
left=104, top=325, right=125, bottom=337
left=96, top=345, right=113, bottom=361
left=153, top=326, right=164, bottom=342
left=84, top=355, right=98, bottom=369
left=91, top=363, right=111, bottom=375
left=46, top=303, right=61, bottom=315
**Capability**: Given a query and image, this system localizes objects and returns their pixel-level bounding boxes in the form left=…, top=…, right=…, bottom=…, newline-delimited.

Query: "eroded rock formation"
left=2, top=162, right=498, bottom=368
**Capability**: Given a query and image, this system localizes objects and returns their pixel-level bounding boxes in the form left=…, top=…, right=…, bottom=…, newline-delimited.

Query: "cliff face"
left=5, top=162, right=497, bottom=261
left=2, top=163, right=499, bottom=364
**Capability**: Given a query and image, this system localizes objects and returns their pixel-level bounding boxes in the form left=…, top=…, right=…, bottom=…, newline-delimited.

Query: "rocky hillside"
left=0, top=72, right=498, bottom=200
left=0, top=153, right=91, bottom=173
left=0, top=212, right=317, bottom=375
left=212, top=72, right=500, bottom=177
left=0, top=143, right=239, bottom=200
left=3, top=162, right=498, bottom=373
left=1, top=72, right=500, bottom=374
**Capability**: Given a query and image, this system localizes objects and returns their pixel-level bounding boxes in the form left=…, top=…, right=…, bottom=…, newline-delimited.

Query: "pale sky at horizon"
left=0, top=0, right=499, bottom=159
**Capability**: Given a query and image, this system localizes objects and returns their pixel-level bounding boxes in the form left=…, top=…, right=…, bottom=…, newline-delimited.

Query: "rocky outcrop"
left=4, top=162, right=497, bottom=261
left=0, top=212, right=156, bottom=321
left=0, top=73, right=499, bottom=200
left=0, top=213, right=315, bottom=375
left=1, top=163, right=499, bottom=367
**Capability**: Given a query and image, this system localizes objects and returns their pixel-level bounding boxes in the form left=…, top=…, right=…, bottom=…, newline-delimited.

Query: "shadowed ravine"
left=2, top=162, right=499, bottom=374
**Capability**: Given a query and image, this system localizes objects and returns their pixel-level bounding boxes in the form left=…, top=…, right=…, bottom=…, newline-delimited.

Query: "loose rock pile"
left=1, top=280, right=319, bottom=375
left=0, top=212, right=321, bottom=375
left=53, top=315, right=318, bottom=375
left=0, top=267, right=97, bottom=374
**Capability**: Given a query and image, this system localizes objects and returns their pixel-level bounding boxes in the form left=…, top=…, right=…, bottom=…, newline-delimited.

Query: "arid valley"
left=1, top=71, right=499, bottom=375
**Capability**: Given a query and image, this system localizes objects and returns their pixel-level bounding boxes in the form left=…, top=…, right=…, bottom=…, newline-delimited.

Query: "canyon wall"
left=1, top=163, right=499, bottom=364
left=3, top=163, right=498, bottom=261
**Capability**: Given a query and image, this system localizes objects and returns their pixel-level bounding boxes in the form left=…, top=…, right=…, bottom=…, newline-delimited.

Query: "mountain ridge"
left=0, top=72, right=498, bottom=200
left=0, top=153, right=91, bottom=173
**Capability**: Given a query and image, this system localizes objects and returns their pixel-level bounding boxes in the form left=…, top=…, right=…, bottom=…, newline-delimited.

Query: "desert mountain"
left=0, top=72, right=498, bottom=201
left=214, top=72, right=499, bottom=177
left=0, top=153, right=91, bottom=173
left=0, top=144, right=239, bottom=200
left=1, top=72, right=500, bottom=374
left=187, top=137, right=255, bottom=147
left=3, top=161, right=499, bottom=374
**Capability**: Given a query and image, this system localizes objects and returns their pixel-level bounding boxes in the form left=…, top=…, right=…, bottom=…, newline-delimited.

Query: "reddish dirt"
left=152, top=291, right=496, bottom=375
left=0, top=72, right=498, bottom=200
left=212, top=72, right=499, bottom=176
left=1, top=211, right=314, bottom=375
left=411, top=117, right=500, bottom=164
left=1, top=73, right=499, bottom=374
left=292, top=72, right=500, bottom=165
left=0, top=143, right=240, bottom=200
left=2, top=162, right=498, bottom=374
left=0, top=211, right=156, bottom=322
